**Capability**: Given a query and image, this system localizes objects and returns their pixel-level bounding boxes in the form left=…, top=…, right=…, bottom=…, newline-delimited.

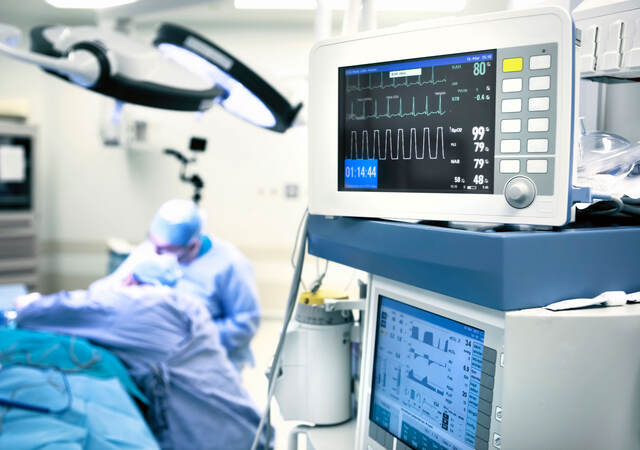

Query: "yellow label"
left=502, top=57, right=523, bottom=72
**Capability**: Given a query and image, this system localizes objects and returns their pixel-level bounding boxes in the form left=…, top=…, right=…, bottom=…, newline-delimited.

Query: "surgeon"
left=16, top=254, right=272, bottom=450
left=91, top=199, right=260, bottom=371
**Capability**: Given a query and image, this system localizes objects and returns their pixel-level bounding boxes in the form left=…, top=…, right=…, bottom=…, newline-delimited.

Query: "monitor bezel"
left=357, top=276, right=506, bottom=450
left=369, top=294, right=486, bottom=449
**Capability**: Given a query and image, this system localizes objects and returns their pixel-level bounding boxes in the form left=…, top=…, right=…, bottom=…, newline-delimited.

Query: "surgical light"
left=45, top=0, right=140, bottom=9
left=154, top=23, right=302, bottom=132
left=0, top=22, right=301, bottom=130
left=0, top=23, right=222, bottom=111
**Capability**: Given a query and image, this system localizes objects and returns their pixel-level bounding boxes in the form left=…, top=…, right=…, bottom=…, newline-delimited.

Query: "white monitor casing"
left=309, top=7, right=576, bottom=226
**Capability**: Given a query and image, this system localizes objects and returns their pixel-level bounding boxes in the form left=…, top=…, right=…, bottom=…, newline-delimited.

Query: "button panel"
left=529, top=75, right=550, bottom=91
left=474, top=346, right=498, bottom=450
left=527, top=139, right=548, bottom=153
left=500, top=139, right=520, bottom=153
left=502, top=57, right=523, bottom=72
left=530, top=54, right=551, bottom=70
left=528, top=118, right=549, bottom=132
left=501, top=119, right=521, bottom=133
left=502, top=78, right=522, bottom=93
left=500, top=160, right=520, bottom=174
left=528, top=97, right=549, bottom=112
left=501, top=98, right=522, bottom=113
left=495, top=43, right=557, bottom=197
left=527, top=159, right=548, bottom=174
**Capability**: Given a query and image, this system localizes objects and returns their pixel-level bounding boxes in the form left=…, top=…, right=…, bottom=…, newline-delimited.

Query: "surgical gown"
left=91, top=235, right=260, bottom=370
left=17, top=285, right=271, bottom=450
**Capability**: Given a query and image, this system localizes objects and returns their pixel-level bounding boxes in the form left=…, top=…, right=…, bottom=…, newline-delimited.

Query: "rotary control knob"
left=504, top=176, right=536, bottom=209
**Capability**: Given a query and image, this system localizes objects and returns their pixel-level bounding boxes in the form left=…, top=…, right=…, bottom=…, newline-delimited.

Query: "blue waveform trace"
left=409, top=347, right=447, bottom=369
left=408, top=369, right=445, bottom=396
left=411, top=327, right=451, bottom=353
left=346, top=66, right=447, bottom=93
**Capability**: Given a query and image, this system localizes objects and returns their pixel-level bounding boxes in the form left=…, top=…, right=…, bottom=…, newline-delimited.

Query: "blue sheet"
left=91, top=235, right=261, bottom=371
left=17, top=286, right=272, bottom=450
left=0, top=328, right=147, bottom=404
left=0, top=366, right=158, bottom=449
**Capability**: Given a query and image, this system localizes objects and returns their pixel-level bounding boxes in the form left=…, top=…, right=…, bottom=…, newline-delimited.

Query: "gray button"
left=504, top=176, right=536, bottom=209
left=496, top=406, right=503, bottom=422
left=478, top=411, right=492, bottom=429
left=481, top=361, right=496, bottom=377
left=476, top=437, right=490, bottom=450
left=483, top=347, right=497, bottom=363
left=481, top=371, right=495, bottom=389
left=479, top=398, right=493, bottom=414
left=480, top=385, right=493, bottom=402
left=477, top=424, right=491, bottom=442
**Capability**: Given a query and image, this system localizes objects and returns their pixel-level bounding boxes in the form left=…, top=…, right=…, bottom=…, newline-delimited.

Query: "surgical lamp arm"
left=0, top=24, right=101, bottom=88
left=164, top=149, right=204, bottom=204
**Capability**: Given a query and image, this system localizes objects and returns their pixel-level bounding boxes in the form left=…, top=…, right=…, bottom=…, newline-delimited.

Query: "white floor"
left=245, top=318, right=302, bottom=450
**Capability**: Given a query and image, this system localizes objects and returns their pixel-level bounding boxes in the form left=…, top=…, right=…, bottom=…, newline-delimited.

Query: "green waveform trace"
left=347, top=94, right=446, bottom=121
left=346, top=67, right=447, bottom=93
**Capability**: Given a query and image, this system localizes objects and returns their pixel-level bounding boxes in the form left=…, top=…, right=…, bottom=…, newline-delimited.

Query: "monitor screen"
left=0, top=136, right=32, bottom=210
left=338, top=50, right=496, bottom=193
left=370, top=296, right=485, bottom=450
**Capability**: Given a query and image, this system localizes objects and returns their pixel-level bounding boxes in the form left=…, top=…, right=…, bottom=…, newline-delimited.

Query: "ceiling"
left=0, top=0, right=510, bottom=29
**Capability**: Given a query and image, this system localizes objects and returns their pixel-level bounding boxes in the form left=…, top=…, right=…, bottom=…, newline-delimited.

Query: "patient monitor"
left=309, top=7, right=576, bottom=226
left=357, top=276, right=640, bottom=450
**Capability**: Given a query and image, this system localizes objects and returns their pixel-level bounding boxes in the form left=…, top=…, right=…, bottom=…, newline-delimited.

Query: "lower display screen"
left=338, top=50, right=496, bottom=193
left=370, top=296, right=485, bottom=450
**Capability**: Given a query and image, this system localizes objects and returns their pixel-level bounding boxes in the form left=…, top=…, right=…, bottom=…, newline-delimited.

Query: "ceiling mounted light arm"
left=0, top=24, right=102, bottom=87
left=21, top=24, right=224, bottom=112
left=154, top=23, right=302, bottom=132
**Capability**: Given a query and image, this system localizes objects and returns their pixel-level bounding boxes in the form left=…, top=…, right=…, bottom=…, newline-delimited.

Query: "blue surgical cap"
left=131, top=254, right=182, bottom=287
left=149, top=199, right=202, bottom=246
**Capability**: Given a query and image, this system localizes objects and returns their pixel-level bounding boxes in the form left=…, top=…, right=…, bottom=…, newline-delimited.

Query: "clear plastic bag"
left=576, top=120, right=640, bottom=198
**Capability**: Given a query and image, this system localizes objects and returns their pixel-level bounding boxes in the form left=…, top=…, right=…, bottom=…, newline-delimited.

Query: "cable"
left=310, top=258, right=329, bottom=294
left=621, top=196, right=640, bottom=206
left=290, top=207, right=309, bottom=291
left=250, top=209, right=309, bottom=450
left=0, top=364, right=72, bottom=426
left=587, top=197, right=624, bottom=215
left=621, top=202, right=640, bottom=216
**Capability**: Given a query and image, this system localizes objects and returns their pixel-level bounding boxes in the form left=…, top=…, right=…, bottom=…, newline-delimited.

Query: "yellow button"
left=503, top=57, right=523, bottom=72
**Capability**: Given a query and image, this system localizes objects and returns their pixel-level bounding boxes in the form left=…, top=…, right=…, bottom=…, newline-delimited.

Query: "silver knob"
left=504, top=176, right=536, bottom=209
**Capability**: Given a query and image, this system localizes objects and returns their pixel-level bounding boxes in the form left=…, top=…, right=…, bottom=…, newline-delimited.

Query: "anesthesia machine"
left=263, top=5, right=640, bottom=450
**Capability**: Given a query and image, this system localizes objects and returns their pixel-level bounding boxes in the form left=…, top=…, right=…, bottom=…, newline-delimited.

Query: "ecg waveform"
left=347, top=93, right=446, bottom=121
left=349, top=127, right=445, bottom=160
left=346, top=66, right=447, bottom=93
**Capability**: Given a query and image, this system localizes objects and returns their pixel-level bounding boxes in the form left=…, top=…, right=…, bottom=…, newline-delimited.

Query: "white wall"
left=0, top=21, right=325, bottom=311
left=0, top=2, right=514, bottom=311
